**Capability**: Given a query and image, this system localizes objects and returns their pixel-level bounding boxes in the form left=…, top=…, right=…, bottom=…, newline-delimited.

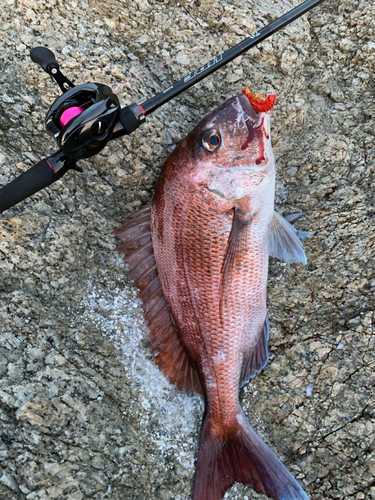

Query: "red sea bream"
left=114, top=90, right=309, bottom=500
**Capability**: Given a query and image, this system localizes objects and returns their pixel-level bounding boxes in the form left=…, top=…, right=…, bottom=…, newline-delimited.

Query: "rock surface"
left=0, top=0, right=374, bottom=499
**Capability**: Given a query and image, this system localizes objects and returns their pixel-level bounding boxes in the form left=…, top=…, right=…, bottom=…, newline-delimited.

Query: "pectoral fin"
left=220, top=207, right=251, bottom=307
left=264, top=211, right=308, bottom=264
left=221, top=207, right=251, bottom=278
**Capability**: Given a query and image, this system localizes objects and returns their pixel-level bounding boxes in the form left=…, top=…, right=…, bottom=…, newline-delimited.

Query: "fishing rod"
left=0, top=0, right=326, bottom=214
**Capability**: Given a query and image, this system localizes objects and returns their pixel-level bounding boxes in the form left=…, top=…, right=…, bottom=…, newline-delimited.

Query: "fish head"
left=171, top=92, right=275, bottom=206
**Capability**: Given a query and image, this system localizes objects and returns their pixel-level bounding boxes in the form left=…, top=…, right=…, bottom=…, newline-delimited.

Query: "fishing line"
left=113, top=0, right=293, bottom=93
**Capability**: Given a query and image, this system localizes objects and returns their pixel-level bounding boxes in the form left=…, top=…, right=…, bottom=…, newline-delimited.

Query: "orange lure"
left=242, top=87, right=277, bottom=113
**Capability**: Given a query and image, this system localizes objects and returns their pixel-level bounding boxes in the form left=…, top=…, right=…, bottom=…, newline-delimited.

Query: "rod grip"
left=0, top=158, right=60, bottom=214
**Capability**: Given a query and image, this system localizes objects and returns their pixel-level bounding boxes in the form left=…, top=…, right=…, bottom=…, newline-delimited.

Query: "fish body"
left=114, top=93, right=308, bottom=500
left=151, top=93, right=274, bottom=409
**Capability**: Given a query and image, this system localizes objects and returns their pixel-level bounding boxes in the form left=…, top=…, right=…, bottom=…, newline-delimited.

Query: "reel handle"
left=30, top=47, right=74, bottom=92
left=30, top=47, right=59, bottom=73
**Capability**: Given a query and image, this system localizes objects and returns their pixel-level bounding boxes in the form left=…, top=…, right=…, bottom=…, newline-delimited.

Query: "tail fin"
left=192, top=410, right=309, bottom=500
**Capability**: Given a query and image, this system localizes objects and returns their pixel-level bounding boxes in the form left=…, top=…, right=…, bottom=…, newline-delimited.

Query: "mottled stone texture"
left=0, top=0, right=374, bottom=499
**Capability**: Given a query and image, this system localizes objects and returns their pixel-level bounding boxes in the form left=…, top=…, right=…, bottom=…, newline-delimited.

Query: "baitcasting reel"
left=31, top=46, right=146, bottom=159
left=0, top=47, right=146, bottom=213
left=46, top=82, right=121, bottom=160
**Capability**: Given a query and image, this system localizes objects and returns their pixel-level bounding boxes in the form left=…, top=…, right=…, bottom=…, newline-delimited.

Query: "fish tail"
left=192, top=409, right=309, bottom=500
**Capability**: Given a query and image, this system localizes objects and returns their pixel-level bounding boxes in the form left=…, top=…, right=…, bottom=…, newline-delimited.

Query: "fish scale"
left=173, top=194, right=267, bottom=417
left=115, top=92, right=309, bottom=500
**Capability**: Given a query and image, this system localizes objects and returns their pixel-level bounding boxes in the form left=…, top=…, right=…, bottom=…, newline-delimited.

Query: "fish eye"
left=201, top=129, right=221, bottom=152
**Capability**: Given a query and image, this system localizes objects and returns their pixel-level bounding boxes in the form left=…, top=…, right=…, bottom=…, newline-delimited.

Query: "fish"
left=113, top=90, right=309, bottom=500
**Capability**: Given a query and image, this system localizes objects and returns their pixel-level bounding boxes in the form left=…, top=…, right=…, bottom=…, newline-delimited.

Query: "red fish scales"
left=154, top=186, right=268, bottom=421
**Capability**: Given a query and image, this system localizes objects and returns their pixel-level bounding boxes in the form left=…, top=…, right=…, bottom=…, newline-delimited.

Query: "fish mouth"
left=236, top=93, right=270, bottom=161
left=238, top=93, right=264, bottom=129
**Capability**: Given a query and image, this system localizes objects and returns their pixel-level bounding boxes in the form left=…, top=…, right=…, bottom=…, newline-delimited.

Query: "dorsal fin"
left=113, top=207, right=202, bottom=395
left=240, top=315, right=269, bottom=387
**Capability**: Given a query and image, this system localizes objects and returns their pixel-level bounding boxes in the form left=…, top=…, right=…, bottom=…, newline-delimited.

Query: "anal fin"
left=113, top=207, right=202, bottom=395
left=240, top=315, right=269, bottom=387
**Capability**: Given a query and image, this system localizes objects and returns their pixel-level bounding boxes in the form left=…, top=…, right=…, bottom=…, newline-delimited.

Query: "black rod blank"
left=140, top=0, right=326, bottom=115
left=0, top=0, right=327, bottom=214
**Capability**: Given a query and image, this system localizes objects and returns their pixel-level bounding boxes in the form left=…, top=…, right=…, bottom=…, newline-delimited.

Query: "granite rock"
left=0, top=0, right=374, bottom=499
